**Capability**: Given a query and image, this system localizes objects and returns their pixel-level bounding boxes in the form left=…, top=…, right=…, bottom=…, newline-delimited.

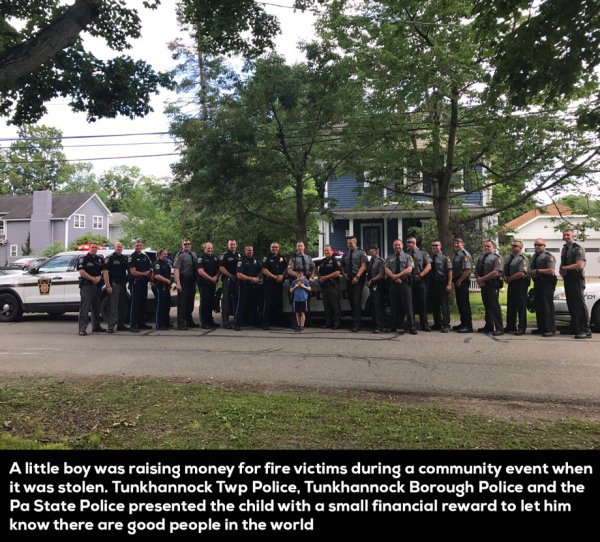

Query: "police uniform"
left=561, top=242, right=591, bottom=337
left=103, top=251, right=129, bottom=331
left=475, top=252, right=504, bottom=333
left=198, top=252, right=220, bottom=328
left=262, top=252, right=288, bottom=328
left=235, top=254, right=262, bottom=330
left=429, top=252, right=452, bottom=331
left=408, top=247, right=432, bottom=330
left=452, top=248, right=473, bottom=331
left=153, top=258, right=172, bottom=330
left=385, top=251, right=416, bottom=332
left=77, top=252, right=104, bottom=334
left=366, top=255, right=385, bottom=331
left=173, top=249, right=199, bottom=329
left=318, top=256, right=342, bottom=329
left=128, top=251, right=152, bottom=331
left=341, top=248, right=368, bottom=330
left=219, top=250, right=241, bottom=329
left=530, top=250, right=556, bottom=335
left=504, top=252, right=529, bottom=334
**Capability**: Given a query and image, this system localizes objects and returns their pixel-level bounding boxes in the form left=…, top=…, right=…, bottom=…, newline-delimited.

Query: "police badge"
left=38, top=277, right=51, bottom=295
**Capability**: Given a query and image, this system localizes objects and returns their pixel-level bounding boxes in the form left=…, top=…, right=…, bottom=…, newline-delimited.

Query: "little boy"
left=290, top=269, right=311, bottom=332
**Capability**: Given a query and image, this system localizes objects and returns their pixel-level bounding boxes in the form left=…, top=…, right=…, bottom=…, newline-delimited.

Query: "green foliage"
left=68, top=233, right=112, bottom=251
left=40, top=241, right=65, bottom=258
left=0, top=1, right=171, bottom=124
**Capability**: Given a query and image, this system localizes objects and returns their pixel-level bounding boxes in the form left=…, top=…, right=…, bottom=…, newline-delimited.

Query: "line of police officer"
left=78, top=229, right=592, bottom=339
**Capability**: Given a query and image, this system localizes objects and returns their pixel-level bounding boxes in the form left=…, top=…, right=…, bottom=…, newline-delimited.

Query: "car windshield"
left=37, top=255, right=75, bottom=274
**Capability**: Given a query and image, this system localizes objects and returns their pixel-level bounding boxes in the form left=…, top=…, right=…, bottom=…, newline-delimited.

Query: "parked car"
left=0, top=266, right=25, bottom=276
left=12, top=256, right=48, bottom=269
left=0, top=250, right=176, bottom=323
left=554, top=282, right=600, bottom=330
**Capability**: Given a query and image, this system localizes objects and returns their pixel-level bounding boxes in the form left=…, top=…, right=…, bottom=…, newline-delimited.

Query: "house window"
left=74, top=214, right=85, bottom=228
left=0, top=221, right=4, bottom=236
left=10, top=244, right=18, bottom=257
left=93, top=216, right=104, bottom=230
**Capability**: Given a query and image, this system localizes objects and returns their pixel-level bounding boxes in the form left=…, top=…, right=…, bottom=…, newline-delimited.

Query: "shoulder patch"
left=549, top=255, right=556, bottom=263
left=174, top=255, right=180, bottom=263
left=128, top=256, right=133, bottom=263
left=237, top=261, right=242, bottom=268
left=497, top=257, right=503, bottom=264
left=154, top=263, right=160, bottom=270
left=463, top=256, right=468, bottom=262
left=262, top=257, right=267, bottom=263
left=577, top=247, right=585, bottom=255
left=104, top=257, right=110, bottom=264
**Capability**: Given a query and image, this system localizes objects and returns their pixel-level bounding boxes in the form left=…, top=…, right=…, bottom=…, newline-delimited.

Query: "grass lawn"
left=1, top=378, right=598, bottom=450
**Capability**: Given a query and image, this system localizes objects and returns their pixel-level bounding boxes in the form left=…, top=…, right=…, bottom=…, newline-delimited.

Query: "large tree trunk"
left=0, top=0, right=101, bottom=92
left=295, top=175, right=307, bottom=245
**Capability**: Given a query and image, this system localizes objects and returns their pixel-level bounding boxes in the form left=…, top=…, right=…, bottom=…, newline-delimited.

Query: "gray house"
left=0, top=191, right=111, bottom=264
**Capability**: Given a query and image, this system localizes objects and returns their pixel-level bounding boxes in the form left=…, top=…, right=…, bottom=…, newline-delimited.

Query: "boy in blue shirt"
left=290, top=269, right=311, bottom=332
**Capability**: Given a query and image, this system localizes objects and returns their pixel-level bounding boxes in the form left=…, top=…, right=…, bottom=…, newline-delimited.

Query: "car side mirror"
left=28, top=267, right=39, bottom=275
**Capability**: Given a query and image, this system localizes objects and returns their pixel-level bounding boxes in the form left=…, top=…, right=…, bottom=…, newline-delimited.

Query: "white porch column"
left=397, top=218, right=403, bottom=241
left=348, top=219, right=354, bottom=236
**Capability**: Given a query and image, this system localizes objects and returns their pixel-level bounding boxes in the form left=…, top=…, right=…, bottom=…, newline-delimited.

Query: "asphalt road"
left=1, top=311, right=598, bottom=405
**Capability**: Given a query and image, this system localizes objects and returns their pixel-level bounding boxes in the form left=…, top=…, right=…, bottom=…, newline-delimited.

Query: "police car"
left=0, top=249, right=176, bottom=323
left=554, top=281, right=600, bottom=329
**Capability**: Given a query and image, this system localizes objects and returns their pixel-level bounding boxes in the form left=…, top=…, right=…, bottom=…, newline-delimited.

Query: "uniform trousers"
left=177, top=276, right=196, bottom=327
left=199, top=282, right=216, bottom=326
left=430, top=280, right=450, bottom=328
left=79, top=284, right=101, bottom=333
left=533, top=279, right=556, bottom=333
left=481, top=283, right=503, bottom=331
left=155, top=286, right=171, bottom=329
left=221, top=277, right=237, bottom=326
left=412, top=279, right=429, bottom=329
left=106, top=281, right=127, bottom=330
left=322, top=281, right=341, bottom=327
left=564, top=279, right=590, bottom=335
left=506, top=278, right=528, bottom=332
left=389, top=281, right=414, bottom=330
left=263, top=280, right=284, bottom=326
left=346, top=277, right=365, bottom=328
left=129, top=278, right=148, bottom=330
left=454, top=278, right=472, bottom=328
left=369, top=283, right=384, bottom=330
left=235, top=283, right=261, bottom=327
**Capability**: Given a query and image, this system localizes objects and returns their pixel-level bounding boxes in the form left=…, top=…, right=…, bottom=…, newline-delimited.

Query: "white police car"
left=554, top=281, right=600, bottom=329
left=0, top=249, right=175, bottom=323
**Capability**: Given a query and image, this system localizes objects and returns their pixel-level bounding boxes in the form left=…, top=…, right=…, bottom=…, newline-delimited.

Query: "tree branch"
left=0, top=0, right=102, bottom=92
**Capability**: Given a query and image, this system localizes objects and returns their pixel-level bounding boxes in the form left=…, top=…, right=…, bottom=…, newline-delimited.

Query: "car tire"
left=0, top=293, right=23, bottom=322
left=592, top=303, right=600, bottom=331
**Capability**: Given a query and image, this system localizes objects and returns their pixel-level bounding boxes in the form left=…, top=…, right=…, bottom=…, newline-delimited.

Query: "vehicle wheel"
left=0, top=293, right=23, bottom=322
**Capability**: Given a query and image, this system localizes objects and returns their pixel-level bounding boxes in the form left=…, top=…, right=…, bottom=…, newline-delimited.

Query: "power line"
left=0, top=153, right=181, bottom=165
left=0, top=131, right=171, bottom=143
left=59, top=141, right=181, bottom=149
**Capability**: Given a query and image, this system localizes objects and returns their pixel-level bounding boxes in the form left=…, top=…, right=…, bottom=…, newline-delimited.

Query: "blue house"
left=318, top=168, right=496, bottom=258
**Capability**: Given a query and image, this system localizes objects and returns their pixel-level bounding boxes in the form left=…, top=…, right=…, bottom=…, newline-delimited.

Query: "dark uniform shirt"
left=198, top=253, right=220, bottom=283
left=317, top=257, right=340, bottom=282
left=102, top=252, right=129, bottom=284
left=289, top=253, right=315, bottom=276
left=153, top=259, right=172, bottom=288
left=77, top=253, right=103, bottom=285
left=476, top=252, right=504, bottom=276
left=431, top=252, right=452, bottom=282
left=453, top=248, right=472, bottom=278
left=561, top=242, right=586, bottom=281
left=504, top=253, right=528, bottom=277
left=173, top=250, right=198, bottom=279
left=128, top=251, right=152, bottom=275
left=220, top=250, right=241, bottom=277
left=262, top=253, right=288, bottom=281
left=408, top=248, right=431, bottom=276
left=385, top=252, right=414, bottom=273
left=341, top=248, right=368, bottom=277
left=237, top=255, right=262, bottom=279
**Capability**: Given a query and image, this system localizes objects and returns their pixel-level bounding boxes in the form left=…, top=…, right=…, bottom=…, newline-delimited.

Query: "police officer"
left=153, top=249, right=172, bottom=331
left=504, top=240, right=529, bottom=335
left=429, top=240, right=452, bottom=333
left=529, top=238, right=557, bottom=337
left=385, top=239, right=416, bottom=334
left=77, top=242, right=104, bottom=336
left=102, top=241, right=129, bottom=333
left=341, top=236, right=368, bottom=332
left=173, top=239, right=199, bottom=330
left=475, top=240, right=504, bottom=336
left=128, top=239, right=152, bottom=332
left=406, top=236, right=432, bottom=331
left=288, top=241, right=315, bottom=328
left=318, top=245, right=342, bottom=329
left=452, top=238, right=473, bottom=333
left=560, top=228, right=591, bottom=339
left=219, top=240, right=241, bottom=330
left=366, top=246, right=385, bottom=333
left=198, top=241, right=220, bottom=329
left=235, top=244, right=262, bottom=331
left=261, top=242, right=288, bottom=330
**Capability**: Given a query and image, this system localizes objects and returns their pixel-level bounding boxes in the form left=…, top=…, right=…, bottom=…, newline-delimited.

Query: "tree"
left=0, top=125, right=76, bottom=194
left=172, top=53, right=360, bottom=244
left=68, top=233, right=111, bottom=251
left=0, top=0, right=172, bottom=124
left=315, top=0, right=600, bottom=251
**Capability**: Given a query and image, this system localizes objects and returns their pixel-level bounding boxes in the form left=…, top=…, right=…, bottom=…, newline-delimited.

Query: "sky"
left=0, top=1, right=317, bottom=179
